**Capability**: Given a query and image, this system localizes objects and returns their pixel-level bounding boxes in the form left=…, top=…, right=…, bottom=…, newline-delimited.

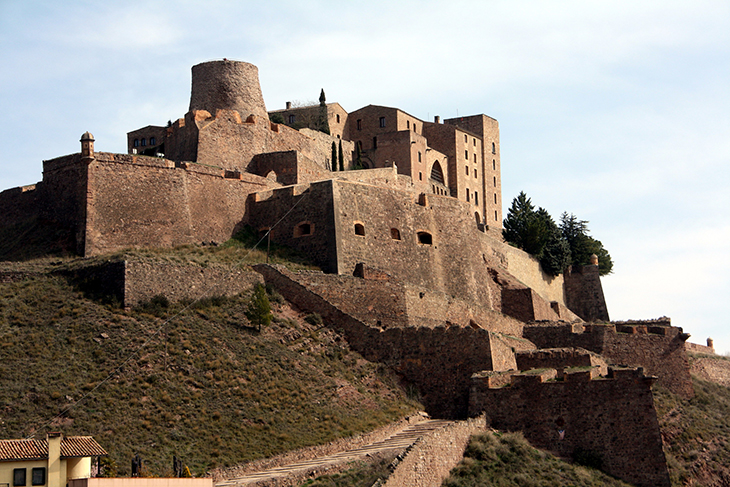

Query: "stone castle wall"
left=469, top=367, right=670, bottom=487
left=254, top=264, right=529, bottom=418
left=524, top=320, right=693, bottom=397
left=564, top=264, right=610, bottom=321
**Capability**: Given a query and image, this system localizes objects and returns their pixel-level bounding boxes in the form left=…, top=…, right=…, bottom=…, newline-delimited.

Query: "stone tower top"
left=189, top=60, right=268, bottom=121
left=80, top=131, right=95, bottom=159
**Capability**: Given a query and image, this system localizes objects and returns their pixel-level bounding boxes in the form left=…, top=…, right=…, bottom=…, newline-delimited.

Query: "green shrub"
left=304, top=313, right=323, bottom=326
left=245, top=284, right=272, bottom=331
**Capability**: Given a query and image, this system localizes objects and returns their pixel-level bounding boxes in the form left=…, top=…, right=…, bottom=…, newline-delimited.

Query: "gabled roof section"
left=349, top=104, right=423, bottom=123
left=0, top=437, right=107, bottom=462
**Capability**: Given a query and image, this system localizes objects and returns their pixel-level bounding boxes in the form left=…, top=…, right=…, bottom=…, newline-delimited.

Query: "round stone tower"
left=189, top=60, right=268, bottom=121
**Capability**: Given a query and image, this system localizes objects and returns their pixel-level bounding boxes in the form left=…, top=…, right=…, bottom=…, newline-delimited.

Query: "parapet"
left=189, top=60, right=269, bottom=123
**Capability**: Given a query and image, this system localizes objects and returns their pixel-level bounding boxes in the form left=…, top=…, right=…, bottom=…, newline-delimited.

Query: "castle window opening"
left=418, top=151, right=422, bottom=162
left=354, top=223, right=365, bottom=236
left=419, top=172, right=422, bottom=180
left=413, top=124, right=417, bottom=132
left=373, top=136, right=377, bottom=149
left=141, top=138, right=146, bottom=146
left=289, top=114, right=296, bottom=124
left=336, top=114, right=340, bottom=123
left=492, top=142, right=496, bottom=154
left=494, top=193, right=497, bottom=204
left=357, top=119, right=362, bottom=130
left=473, top=153, right=476, bottom=162
left=379, top=117, right=386, bottom=128
left=31, top=468, right=45, bottom=486
left=473, top=138, right=476, bottom=146
left=294, top=221, right=313, bottom=237
left=474, top=168, right=477, bottom=178
left=464, top=134, right=468, bottom=142
left=465, top=165, right=469, bottom=176
left=390, top=228, right=401, bottom=240
left=466, top=189, right=470, bottom=202
left=475, top=212, right=481, bottom=225
left=495, top=210, right=498, bottom=221
left=417, top=231, right=433, bottom=245
left=407, top=120, right=410, bottom=129
left=474, top=191, right=478, bottom=205
left=493, top=176, right=497, bottom=187
left=133, top=138, right=139, bottom=147
left=430, top=161, right=445, bottom=184
left=493, top=159, right=496, bottom=170
left=150, top=137, right=156, bottom=145
left=465, top=150, right=468, bottom=159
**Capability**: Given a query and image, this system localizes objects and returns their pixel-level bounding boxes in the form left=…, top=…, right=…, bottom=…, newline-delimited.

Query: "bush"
left=245, top=284, right=272, bottom=331
left=304, top=313, right=323, bottom=326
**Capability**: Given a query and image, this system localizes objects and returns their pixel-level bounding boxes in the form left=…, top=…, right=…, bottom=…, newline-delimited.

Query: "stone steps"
left=216, top=419, right=453, bottom=486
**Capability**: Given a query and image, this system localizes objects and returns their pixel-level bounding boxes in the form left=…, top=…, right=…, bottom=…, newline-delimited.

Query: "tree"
left=331, top=141, right=337, bottom=171
left=503, top=192, right=571, bottom=276
left=318, top=89, right=330, bottom=135
left=339, top=140, right=345, bottom=171
left=245, top=283, right=272, bottom=331
left=559, top=212, right=613, bottom=275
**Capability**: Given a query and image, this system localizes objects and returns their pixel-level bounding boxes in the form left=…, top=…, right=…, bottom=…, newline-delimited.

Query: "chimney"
left=286, top=101, right=292, bottom=110
left=434, top=115, right=440, bottom=124
left=47, top=433, right=62, bottom=487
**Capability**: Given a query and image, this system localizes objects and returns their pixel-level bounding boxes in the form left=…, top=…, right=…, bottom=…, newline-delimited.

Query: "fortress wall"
left=41, top=153, right=90, bottom=253
left=524, top=322, right=694, bottom=398
left=83, top=153, right=271, bottom=256
left=247, top=181, right=339, bottom=273
left=384, top=417, right=487, bottom=487
left=255, top=264, right=516, bottom=419
left=298, top=128, right=354, bottom=171
left=494, top=241, right=566, bottom=305
left=564, top=264, right=609, bottom=321
left=469, top=368, right=670, bottom=487
left=332, top=167, right=415, bottom=192
left=0, top=184, right=39, bottom=228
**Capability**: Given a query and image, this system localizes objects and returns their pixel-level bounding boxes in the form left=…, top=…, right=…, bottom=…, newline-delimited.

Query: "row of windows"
left=356, top=118, right=418, bottom=132
left=353, top=222, right=433, bottom=245
left=466, top=189, right=479, bottom=206
left=13, top=467, right=45, bottom=486
left=132, top=137, right=156, bottom=148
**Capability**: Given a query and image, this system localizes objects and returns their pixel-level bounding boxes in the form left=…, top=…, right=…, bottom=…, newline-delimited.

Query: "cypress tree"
left=318, top=89, right=330, bottom=135
left=338, top=140, right=344, bottom=171
left=245, top=283, right=272, bottom=332
left=331, top=142, right=337, bottom=171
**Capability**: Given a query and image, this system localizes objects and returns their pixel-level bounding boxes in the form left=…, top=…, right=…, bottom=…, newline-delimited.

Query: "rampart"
left=62, top=258, right=262, bottom=307
left=254, top=264, right=534, bottom=418
left=523, top=319, right=693, bottom=397
left=469, top=366, right=670, bottom=487
left=563, top=264, right=609, bottom=321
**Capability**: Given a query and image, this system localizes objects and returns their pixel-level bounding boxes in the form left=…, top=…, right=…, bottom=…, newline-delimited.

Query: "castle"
left=0, top=60, right=695, bottom=486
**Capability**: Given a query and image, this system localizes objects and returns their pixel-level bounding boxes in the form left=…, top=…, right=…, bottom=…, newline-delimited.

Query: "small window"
left=493, top=159, right=496, bottom=170
left=473, top=153, right=476, bottom=162
left=492, top=142, right=496, bottom=154
left=407, top=120, right=410, bottom=129
left=473, top=138, right=476, bottom=146
left=419, top=172, right=422, bottom=180
left=357, top=119, right=362, bottom=130
left=466, top=189, right=470, bottom=202
left=354, top=223, right=365, bottom=236
left=465, top=165, right=469, bottom=176
left=373, top=136, right=377, bottom=149
left=413, top=124, right=417, bottom=132
left=14, top=469, right=26, bottom=487
left=418, top=151, right=422, bottom=162
left=465, top=150, right=468, bottom=159
left=150, top=137, right=156, bottom=145
left=464, top=134, right=468, bottom=142
left=474, top=168, right=477, bottom=178
left=32, top=468, right=45, bottom=486
left=133, top=139, right=139, bottom=147
left=336, top=114, right=341, bottom=123
left=294, top=222, right=313, bottom=237
left=141, top=138, right=146, bottom=147
left=493, top=176, right=497, bottom=187
left=289, top=114, right=296, bottom=124
left=474, top=191, right=478, bottom=205
left=379, top=117, right=386, bottom=128
left=390, top=228, right=401, bottom=240
left=417, top=232, right=433, bottom=245
left=494, top=193, right=497, bottom=204
left=495, top=210, right=498, bottom=221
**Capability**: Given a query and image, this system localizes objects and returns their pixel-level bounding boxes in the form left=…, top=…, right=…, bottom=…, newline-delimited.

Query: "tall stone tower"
left=189, top=60, right=269, bottom=122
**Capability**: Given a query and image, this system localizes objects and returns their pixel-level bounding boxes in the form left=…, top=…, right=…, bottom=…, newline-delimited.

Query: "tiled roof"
left=0, top=437, right=107, bottom=462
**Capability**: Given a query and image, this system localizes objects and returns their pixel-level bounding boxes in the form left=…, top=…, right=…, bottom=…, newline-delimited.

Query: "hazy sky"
left=1, top=1, right=728, bottom=351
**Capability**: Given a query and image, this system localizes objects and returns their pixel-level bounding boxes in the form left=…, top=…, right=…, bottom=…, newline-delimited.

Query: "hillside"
left=0, top=256, right=419, bottom=476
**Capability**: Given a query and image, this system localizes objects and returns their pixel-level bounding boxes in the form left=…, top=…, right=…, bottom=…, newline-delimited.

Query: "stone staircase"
left=215, top=419, right=453, bottom=487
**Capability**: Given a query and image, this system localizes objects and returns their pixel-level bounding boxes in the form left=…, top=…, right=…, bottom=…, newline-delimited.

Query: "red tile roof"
left=0, top=437, right=107, bottom=462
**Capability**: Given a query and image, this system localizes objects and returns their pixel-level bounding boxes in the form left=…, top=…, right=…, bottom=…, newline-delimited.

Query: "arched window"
left=354, top=223, right=365, bottom=236
left=133, top=139, right=139, bottom=147
left=492, top=142, right=496, bottom=154
left=141, top=138, right=146, bottom=147
left=417, top=232, right=433, bottom=245
left=390, top=228, right=401, bottom=240
left=430, top=161, right=444, bottom=184
left=475, top=212, right=481, bottom=225
left=150, top=137, right=156, bottom=145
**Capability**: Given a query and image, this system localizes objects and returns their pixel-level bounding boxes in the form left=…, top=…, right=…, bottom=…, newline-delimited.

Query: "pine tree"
left=559, top=212, right=613, bottom=275
left=245, top=283, right=272, bottom=332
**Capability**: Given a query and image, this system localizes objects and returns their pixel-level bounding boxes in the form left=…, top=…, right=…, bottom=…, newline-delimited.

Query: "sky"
left=1, top=1, right=729, bottom=351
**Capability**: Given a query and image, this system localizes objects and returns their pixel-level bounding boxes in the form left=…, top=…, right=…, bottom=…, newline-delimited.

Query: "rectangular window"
left=379, top=117, right=386, bottom=128
left=418, top=151, right=422, bottom=162
left=473, top=153, right=476, bottom=162
left=465, top=165, right=469, bottom=175
left=288, top=114, right=295, bottom=124
left=465, top=150, right=468, bottom=159
left=494, top=193, right=497, bottom=204
left=336, top=114, right=340, bottom=123
left=473, top=138, right=476, bottom=146
left=466, top=189, right=470, bottom=202
left=474, top=192, right=478, bottom=205
left=474, top=168, right=477, bottom=178
left=14, top=469, right=26, bottom=487
left=413, top=124, right=417, bottom=132
left=407, top=120, right=410, bottom=129
left=31, top=468, right=45, bottom=486
left=464, top=134, right=468, bottom=142
left=493, top=176, right=497, bottom=187
left=357, top=119, right=362, bottom=130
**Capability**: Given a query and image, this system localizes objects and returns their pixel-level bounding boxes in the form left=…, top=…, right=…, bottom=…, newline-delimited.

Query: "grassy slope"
left=0, top=267, right=419, bottom=477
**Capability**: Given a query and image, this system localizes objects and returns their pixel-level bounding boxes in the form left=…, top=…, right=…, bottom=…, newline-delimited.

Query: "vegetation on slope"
left=654, top=376, right=730, bottom=486
left=442, top=430, right=631, bottom=487
left=0, top=268, right=419, bottom=477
